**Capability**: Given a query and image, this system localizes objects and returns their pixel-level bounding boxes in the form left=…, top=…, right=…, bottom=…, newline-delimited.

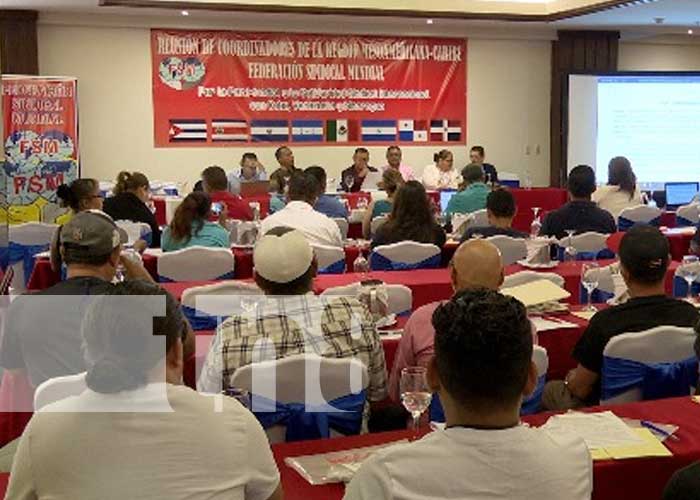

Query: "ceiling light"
left=181, top=10, right=189, bottom=16
left=426, top=19, right=434, bottom=25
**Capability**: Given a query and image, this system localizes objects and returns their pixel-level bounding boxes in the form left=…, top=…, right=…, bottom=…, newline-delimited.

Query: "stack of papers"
left=502, top=279, right=571, bottom=307
left=542, top=411, right=672, bottom=460
left=530, top=316, right=579, bottom=332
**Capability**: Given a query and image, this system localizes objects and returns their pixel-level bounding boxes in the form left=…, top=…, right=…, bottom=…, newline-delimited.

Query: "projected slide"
left=568, top=75, right=700, bottom=185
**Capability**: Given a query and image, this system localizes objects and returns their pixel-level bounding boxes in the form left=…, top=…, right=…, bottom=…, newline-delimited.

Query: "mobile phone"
left=211, top=202, right=223, bottom=215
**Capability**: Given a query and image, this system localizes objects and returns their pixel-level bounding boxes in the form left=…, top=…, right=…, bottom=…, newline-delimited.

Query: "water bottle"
left=353, top=253, right=370, bottom=274
left=524, top=170, right=533, bottom=190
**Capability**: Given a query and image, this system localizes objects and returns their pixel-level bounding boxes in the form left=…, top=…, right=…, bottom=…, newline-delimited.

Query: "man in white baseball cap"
left=199, top=226, right=388, bottom=432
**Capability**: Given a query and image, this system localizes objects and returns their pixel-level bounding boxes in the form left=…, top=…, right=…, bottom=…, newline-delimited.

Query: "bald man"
left=388, top=240, right=505, bottom=402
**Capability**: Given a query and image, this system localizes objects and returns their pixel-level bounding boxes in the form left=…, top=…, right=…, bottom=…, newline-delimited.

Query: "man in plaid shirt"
left=198, top=227, right=388, bottom=406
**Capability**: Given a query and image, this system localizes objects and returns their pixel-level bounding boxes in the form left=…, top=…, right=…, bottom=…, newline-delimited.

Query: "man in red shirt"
left=201, top=165, right=253, bottom=221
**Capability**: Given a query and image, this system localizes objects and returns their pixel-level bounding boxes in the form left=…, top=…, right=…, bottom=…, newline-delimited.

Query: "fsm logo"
left=158, top=56, right=206, bottom=90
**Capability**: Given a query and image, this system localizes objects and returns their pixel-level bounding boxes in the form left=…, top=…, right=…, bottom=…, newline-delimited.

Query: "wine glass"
left=530, top=207, right=541, bottom=238
left=679, top=255, right=700, bottom=302
left=581, top=261, right=600, bottom=312
left=564, top=229, right=577, bottom=262
left=400, top=367, right=432, bottom=437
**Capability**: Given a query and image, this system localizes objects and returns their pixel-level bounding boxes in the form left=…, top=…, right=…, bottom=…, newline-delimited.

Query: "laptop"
left=665, top=182, right=699, bottom=209
left=240, top=180, right=270, bottom=197
left=440, top=190, right=457, bottom=213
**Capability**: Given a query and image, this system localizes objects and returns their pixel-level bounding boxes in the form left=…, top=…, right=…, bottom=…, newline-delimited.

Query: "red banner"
left=2, top=76, right=79, bottom=224
left=151, top=29, right=466, bottom=147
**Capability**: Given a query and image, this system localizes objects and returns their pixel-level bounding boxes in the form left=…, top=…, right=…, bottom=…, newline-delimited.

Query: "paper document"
left=543, top=411, right=644, bottom=449
left=530, top=317, right=579, bottom=332
left=502, top=279, right=571, bottom=307
left=601, top=429, right=672, bottom=460
left=572, top=311, right=596, bottom=321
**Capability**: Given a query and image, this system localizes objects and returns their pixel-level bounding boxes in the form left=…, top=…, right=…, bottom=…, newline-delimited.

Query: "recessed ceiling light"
left=426, top=19, right=434, bottom=25
left=181, top=10, right=189, bottom=16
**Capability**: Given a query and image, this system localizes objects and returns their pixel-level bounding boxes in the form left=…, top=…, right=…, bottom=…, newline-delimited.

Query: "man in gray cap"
left=199, top=226, right=388, bottom=428
left=0, top=210, right=157, bottom=391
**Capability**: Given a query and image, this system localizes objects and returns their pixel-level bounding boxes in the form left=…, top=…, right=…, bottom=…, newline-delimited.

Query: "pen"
left=640, top=420, right=679, bottom=441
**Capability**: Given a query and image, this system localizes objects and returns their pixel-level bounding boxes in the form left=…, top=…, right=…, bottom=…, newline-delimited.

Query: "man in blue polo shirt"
left=305, top=165, right=349, bottom=220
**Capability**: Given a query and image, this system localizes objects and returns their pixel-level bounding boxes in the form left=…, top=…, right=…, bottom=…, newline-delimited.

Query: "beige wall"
left=37, top=22, right=552, bottom=187
left=619, top=40, right=700, bottom=71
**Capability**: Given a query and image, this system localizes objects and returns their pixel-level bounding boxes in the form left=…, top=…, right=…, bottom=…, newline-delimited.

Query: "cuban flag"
left=361, top=120, right=397, bottom=142
left=398, top=120, right=429, bottom=142
left=211, top=119, right=248, bottom=142
left=169, top=119, right=207, bottom=142
left=291, top=120, right=324, bottom=142
left=430, top=120, right=462, bottom=142
left=250, top=120, right=289, bottom=142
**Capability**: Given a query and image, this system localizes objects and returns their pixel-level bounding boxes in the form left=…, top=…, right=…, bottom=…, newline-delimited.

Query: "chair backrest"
left=617, top=205, right=662, bottom=230
left=503, top=271, right=565, bottom=289
left=228, top=220, right=259, bottom=246
left=231, top=354, right=369, bottom=443
left=157, top=246, right=235, bottom=281
left=320, top=283, right=413, bottom=316
left=601, top=326, right=696, bottom=404
left=181, top=281, right=263, bottom=316
left=311, top=244, right=346, bottom=274
left=521, top=346, right=549, bottom=415
left=451, top=213, right=471, bottom=236
left=333, top=218, right=349, bottom=239
left=485, top=235, right=527, bottom=266
left=532, top=345, right=549, bottom=378
left=115, top=220, right=151, bottom=245
left=99, top=181, right=114, bottom=198
left=33, top=372, right=87, bottom=411
left=8, top=222, right=58, bottom=290
left=370, top=241, right=441, bottom=270
left=568, top=232, right=609, bottom=254
left=370, top=215, right=388, bottom=236
left=467, top=209, right=489, bottom=229
left=9, top=222, right=57, bottom=246
left=676, top=203, right=700, bottom=226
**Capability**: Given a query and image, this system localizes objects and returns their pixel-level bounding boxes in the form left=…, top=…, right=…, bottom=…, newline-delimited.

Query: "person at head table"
left=422, top=149, right=461, bottom=191
left=269, top=145, right=299, bottom=194
left=445, top=164, right=490, bottom=216
left=362, top=168, right=404, bottom=239
left=5, top=280, right=282, bottom=500
left=227, top=152, right=268, bottom=195
left=542, top=225, right=700, bottom=411
left=461, top=188, right=528, bottom=241
left=345, top=288, right=592, bottom=500
left=370, top=181, right=446, bottom=249
left=469, top=145, right=498, bottom=184
left=340, top=147, right=380, bottom=192
left=538, top=164, right=617, bottom=240
left=383, top=145, right=415, bottom=182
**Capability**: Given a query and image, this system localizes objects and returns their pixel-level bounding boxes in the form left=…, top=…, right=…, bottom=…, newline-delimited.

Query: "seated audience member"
left=199, top=228, right=387, bottom=410
left=543, top=225, right=699, bottom=410
left=161, top=192, right=229, bottom=252
left=371, top=181, right=446, bottom=249
left=421, top=149, right=461, bottom=190
left=260, top=172, right=343, bottom=247
left=269, top=145, right=299, bottom=194
left=692, top=228, right=700, bottom=255
left=470, top=145, right=499, bottom=184
left=389, top=239, right=505, bottom=401
left=362, top=168, right=404, bottom=239
left=305, top=165, right=349, bottom=219
left=462, top=188, right=528, bottom=241
left=340, top=147, right=379, bottom=192
left=445, top=164, right=489, bottom=216
left=0, top=211, right=160, bottom=389
left=103, top=171, right=161, bottom=247
left=592, top=156, right=642, bottom=218
left=201, top=165, right=253, bottom=221
left=345, top=288, right=592, bottom=500
left=539, top=165, right=617, bottom=239
left=663, top=462, right=700, bottom=500
left=5, top=280, right=282, bottom=500
left=383, top=145, right=415, bottom=181
left=227, top=152, right=267, bottom=195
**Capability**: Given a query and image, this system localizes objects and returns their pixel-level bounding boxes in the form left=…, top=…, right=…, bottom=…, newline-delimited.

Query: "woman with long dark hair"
left=162, top=192, right=229, bottom=251
left=592, top=156, right=642, bottom=217
left=103, top=171, right=161, bottom=247
left=371, top=181, right=446, bottom=248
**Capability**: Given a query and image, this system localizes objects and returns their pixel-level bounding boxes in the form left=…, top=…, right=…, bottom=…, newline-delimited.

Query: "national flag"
left=250, top=120, right=289, bottom=142
left=326, top=119, right=358, bottom=142
left=291, top=120, right=324, bottom=142
left=211, top=119, right=248, bottom=142
left=168, top=119, right=207, bottom=142
left=361, top=120, right=397, bottom=142
left=398, top=119, right=429, bottom=142
left=430, top=120, right=462, bottom=142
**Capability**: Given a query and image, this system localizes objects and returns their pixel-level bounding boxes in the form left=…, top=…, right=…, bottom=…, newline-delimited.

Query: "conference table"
left=267, top=396, right=700, bottom=500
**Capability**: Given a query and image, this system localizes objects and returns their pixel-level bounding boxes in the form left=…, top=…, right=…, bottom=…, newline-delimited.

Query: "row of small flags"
left=168, top=119, right=462, bottom=143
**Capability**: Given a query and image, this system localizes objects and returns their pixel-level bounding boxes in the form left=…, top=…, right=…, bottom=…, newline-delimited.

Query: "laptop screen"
left=440, top=190, right=457, bottom=213
left=665, top=182, right=699, bottom=207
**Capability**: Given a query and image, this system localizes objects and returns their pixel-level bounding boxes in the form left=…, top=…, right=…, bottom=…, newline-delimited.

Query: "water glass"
left=679, top=255, right=700, bottom=301
left=581, top=261, right=600, bottom=312
left=530, top=207, right=541, bottom=238
left=400, top=367, right=432, bottom=436
left=564, top=229, right=577, bottom=262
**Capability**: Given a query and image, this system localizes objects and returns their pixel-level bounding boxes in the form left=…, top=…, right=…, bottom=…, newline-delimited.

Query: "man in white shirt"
left=6, top=280, right=282, bottom=500
left=260, top=171, right=344, bottom=247
left=382, top=145, right=415, bottom=182
left=345, top=288, right=592, bottom=500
